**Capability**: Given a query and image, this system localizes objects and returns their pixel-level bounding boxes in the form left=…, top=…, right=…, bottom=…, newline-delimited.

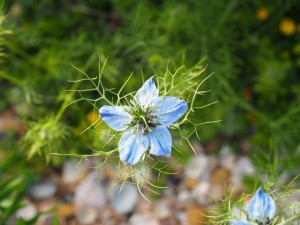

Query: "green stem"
left=54, top=87, right=77, bottom=123
left=70, top=62, right=114, bottom=106
left=6, top=42, right=43, bottom=69
left=54, top=54, right=113, bottom=122
left=87, top=74, right=113, bottom=106
left=0, top=71, right=21, bottom=84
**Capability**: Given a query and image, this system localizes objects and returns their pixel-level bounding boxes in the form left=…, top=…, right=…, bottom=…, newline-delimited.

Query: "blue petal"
left=99, top=106, right=132, bottom=131
left=153, top=96, right=188, bottom=126
left=232, top=221, right=252, bottom=225
left=119, top=130, right=149, bottom=165
left=148, top=126, right=172, bottom=157
left=135, top=77, right=159, bottom=107
left=248, top=188, right=276, bottom=222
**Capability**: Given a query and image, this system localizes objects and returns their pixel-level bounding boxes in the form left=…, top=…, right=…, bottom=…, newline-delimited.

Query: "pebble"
left=210, top=168, right=231, bottom=185
left=36, top=215, right=66, bottom=225
left=231, top=156, right=255, bottom=184
left=129, top=213, right=160, bottom=225
left=236, top=157, right=255, bottom=175
left=176, top=211, right=188, bottom=225
left=15, top=201, right=37, bottom=221
left=154, top=199, right=173, bottom=219
left=62, top=158, right=88, bottom=184
left=74, top=172, right=106, bottom=210
left=135, top=198, right=153, bottom=213
left=35, top=198, right=56, bottom=212
left=13, top=142, right=260, bottom=225
left=192, top=181, right=211, bottom=206
left=160, top=217, right=180, bottom=225
left=184, top=178, right=198, bottom=189
left=177, top=190, right=192, bottom=206
left=56, top=203, right=76, bottom=218
left=186, top=204, right=208, bottom=225
left=76, top=207, right=98, bottom=224
left=184, top=155, right=209, bottom=179
left=30, top=181, right=57, bottom=200
left=100, top=207, right=128, bottom=225
left=111, top=183, right=139, bottom=214
left=219, top=146, right=236, bottom=171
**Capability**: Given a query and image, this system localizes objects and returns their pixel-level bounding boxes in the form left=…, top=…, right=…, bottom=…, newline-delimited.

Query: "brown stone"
left=210, top=168, right=230, bottom=186
left=184, top=178, right=199, bottom=189
left=56, top=203, right=76, bottom=218
left=186, top=204, right=208, bottom=225
left=160, top=217, right=180, bottom=225
left=36, top=215, right=66, bottom=225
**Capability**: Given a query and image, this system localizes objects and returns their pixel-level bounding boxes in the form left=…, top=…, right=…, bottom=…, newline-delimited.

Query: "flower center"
left=129, top=106, right=158, bottom=135
left=256, top=217, right=271, bottom=225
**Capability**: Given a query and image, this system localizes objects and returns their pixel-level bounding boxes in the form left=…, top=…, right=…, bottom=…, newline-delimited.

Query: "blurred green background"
left=1, top=0, right=300, bottom=223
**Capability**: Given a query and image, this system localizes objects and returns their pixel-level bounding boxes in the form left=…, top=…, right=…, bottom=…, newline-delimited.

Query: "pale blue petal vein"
left=148, top=126, right=172, bottom=157
left=248, top=188, right=276, bottom=223
left=154, top=96, right=188, bottom=126
left=99, top=106, right=132, bottom=131
left=119, top=130, right=150, bottom=165
left=135, top=77, right=159, bottom=107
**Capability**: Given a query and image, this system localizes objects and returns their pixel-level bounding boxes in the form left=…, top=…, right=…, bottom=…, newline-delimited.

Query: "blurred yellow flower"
left=86, top=111, right=99, bottom=124
left=279, top=18, right=296, bottom=36
left=256, top=7, right=269, bottom=21
left=10, top=3, right=23, bottom=18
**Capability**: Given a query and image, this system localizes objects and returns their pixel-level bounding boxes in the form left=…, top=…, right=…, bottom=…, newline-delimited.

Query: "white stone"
left=111, top=183, right=139, bottom=214
left=176, top=211, right=188, bottom=225
left=30, top=181, right=57, bottom=200
left=129, top=213, right=159, bottom=225
left=154, top=200, right=172, bottom=219
left=192, top=181, right=211, bottom=206
left=236, top=157, right=255, bottom=175
left=15, top=201, right=37, bottom=221
left=76, top=207, right=98, bottom=224
left=184, top=155, right=209, bottom=179
left=62, top=158, right=88, bottom=184
left=231, top=156, right=255, bottom=184
left=219, top=145, right=236, bottom=171
left=74, top=171, right=106, bottom=210
left=177, top=190, right=192, bottom=205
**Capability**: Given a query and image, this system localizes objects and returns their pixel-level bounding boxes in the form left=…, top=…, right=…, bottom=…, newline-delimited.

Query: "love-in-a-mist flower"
left=233, top=188, right=276, bottom=225
left=248, top=188, right=276, bottom=224
left=99, top=77, right=188, bottom=165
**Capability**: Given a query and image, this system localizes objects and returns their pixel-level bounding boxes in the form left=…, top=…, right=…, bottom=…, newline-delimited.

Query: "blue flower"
left=233, top=188, right=276, bottom=225
left=248, top=188, right=276, bottom=224
left=99, top=77, right=188, bottom=165
left=233, top=222, right=252, bottom=225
